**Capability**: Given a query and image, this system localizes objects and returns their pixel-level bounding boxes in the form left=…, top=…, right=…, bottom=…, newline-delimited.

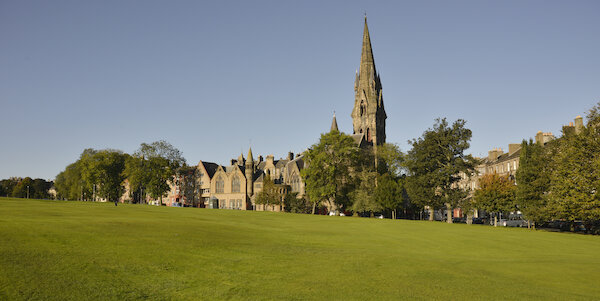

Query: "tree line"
left=474, top=102, right=600, bottom=232
left=54, top=140, right=185, bottom=203
left=300, top=102, right=600, bottom=233
left=0, top=177, right=53, bottom=199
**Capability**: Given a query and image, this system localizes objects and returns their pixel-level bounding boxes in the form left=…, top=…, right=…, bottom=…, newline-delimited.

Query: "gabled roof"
left=200, top=161, right=219, bottom=178
left=275, top=159, right=289, bottom=168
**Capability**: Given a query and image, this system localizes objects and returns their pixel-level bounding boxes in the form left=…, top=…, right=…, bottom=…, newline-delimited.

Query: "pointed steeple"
left=330, top=112, right=339, bottom=132
left=359, top=16, right=376, bottom=77
left=351, top=16, right=386, bottom=146
left=247, top=147, right=254, bottom=163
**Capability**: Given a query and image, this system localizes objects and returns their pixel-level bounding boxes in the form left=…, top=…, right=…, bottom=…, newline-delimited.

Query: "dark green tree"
left=176, top=165, right=200, bottom=207
left=301, top=131, right=362, bottom=214
left=11, top=177, right=33, bottom=198
left=283, top=192, right=311, bottom=213
left=79, top=149, right=129, bottom=202
left=0, top=178, right=20, bottom=197
left=546, top=104, right=600, bottom=229
left=350, top=170, right=380, bottom=216
left=404, top=118, right=477, bottom=222
left=515, top=139, right=551, bottom=227
left=124, top=141, right=185, bottom=204
left=55, top=162, right=84, bottom=201
left=375, top=173, right=403, bottom=219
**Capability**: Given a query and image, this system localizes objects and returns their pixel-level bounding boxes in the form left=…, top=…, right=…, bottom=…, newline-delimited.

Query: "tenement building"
left=456, top=115, right=584, bottom=218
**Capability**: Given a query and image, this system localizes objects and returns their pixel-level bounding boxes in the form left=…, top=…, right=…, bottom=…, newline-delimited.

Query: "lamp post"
left=27, top=185, right=29, bottom=199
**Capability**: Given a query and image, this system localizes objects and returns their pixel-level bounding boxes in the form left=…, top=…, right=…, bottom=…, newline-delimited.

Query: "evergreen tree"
left=515, top=139, right=551, bottom=226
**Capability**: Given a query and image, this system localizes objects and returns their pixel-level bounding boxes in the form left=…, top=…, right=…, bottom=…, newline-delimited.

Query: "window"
left=231, top=175, right=240, bottom=193
left=216, top=176, right=224, bottom=193
left=291, top=174, right=300, bottom=192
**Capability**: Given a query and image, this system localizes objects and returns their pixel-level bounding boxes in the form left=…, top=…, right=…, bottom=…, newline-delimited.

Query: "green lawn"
left=1, top=198, right=599, bottom=300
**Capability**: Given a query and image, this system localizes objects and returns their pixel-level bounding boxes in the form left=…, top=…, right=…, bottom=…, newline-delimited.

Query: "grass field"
left=1, top=198, right=599, bottom=300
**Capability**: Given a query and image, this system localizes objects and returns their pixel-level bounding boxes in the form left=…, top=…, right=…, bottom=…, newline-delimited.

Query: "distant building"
left=165, top=149, right=305, bottom=210
left=160, top=17, right=388, bottom=213
left=456, top=115, right=583, bottom=218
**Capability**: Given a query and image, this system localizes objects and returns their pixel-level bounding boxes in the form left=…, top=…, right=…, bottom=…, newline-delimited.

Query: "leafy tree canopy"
left=404, top=118, right=477, bottom=211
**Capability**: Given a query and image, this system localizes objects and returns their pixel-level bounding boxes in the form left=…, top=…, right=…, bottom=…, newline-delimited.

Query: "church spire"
left=351, top=16, right=386, bottom=146
left=360, top=16, right=376, bottom=77
left=330, top=112, right=339, bottom=132
left=247, top=147, right=254, bottom=163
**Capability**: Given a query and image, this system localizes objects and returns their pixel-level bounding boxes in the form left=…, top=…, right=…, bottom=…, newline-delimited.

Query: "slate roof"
left=201, top=161, right=219, bottom=178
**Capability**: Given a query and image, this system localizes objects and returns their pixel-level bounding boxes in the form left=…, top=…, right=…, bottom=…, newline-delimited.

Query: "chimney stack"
left=508, top=144, right=521, bottom=155
left=575, top=115, right=584, bottom=134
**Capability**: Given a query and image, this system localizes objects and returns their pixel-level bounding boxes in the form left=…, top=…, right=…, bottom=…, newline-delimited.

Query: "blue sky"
left=1, top=0, right=599, bottom=180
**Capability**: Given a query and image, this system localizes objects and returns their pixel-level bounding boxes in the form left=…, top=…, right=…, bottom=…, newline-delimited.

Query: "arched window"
left=216, top=176, right=224, bottom=193
left=291, top=174, right=300, bottom=192
left=367, top=128, right=371, bottom=142
left=231, top=175, right=240, bottom=193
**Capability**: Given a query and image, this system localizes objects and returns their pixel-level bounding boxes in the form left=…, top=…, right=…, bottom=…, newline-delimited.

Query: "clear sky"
left=1, top=0, right=599, bottom=180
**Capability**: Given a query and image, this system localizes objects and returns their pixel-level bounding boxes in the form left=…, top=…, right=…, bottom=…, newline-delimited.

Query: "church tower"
left=351, top=16, right=386, bottom=146
left=245, top=147, right=254, bottom=198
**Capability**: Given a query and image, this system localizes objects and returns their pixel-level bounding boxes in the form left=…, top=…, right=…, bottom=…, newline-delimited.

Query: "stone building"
left=165, top=17, right=386, bottom=211
left=456, top=115, right=583, bottom=218
left=351, top=17, right=386, bottom=148
left=166, top=147, right=306, bottom=211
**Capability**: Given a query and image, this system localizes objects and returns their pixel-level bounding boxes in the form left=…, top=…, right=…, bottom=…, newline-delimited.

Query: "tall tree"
left=404, top=118, right=477, bottom=222
left=176, top=165, right=200, bottom=207
left=11, top=177, right=33, bottom=198
left=375, top=173, right=403, bottom=219
left=0, top=178, right=20, bottom=197
left=79, top=150, right=129, bottom=202
left=55, top=162, right=83, bottom=200
left=350, top=170, right=380, bottom=216
left=546, top=104, right=600, bottom=229
left=473, top=173, right=517, bottom=226
left=515, top=139, right=551, bottom=227
left=124, top=141, right=185, bottom=204
left=301, top=131, right=362, bottom=214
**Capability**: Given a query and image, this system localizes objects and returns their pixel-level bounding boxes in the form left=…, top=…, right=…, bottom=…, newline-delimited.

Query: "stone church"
left=166, top=17, right=387, bottom=210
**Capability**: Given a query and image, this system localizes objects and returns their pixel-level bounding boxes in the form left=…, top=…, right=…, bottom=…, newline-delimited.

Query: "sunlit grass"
left=1, top=197, right=599, bottom=300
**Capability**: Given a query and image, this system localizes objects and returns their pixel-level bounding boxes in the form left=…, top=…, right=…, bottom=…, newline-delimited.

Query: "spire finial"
left=330, top=111, right=339, bottom=133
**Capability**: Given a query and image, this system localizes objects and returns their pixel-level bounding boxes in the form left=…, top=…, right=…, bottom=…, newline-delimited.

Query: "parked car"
left=505, top=213, right=528, bottom=227
left=471, top=217, right=485, bottom=224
